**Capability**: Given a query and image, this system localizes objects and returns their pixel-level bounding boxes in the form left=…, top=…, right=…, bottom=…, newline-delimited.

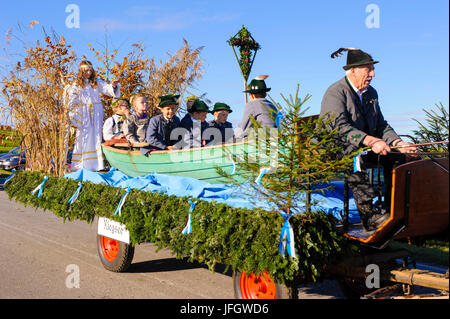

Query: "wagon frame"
left=96, top=146, right=449, bottom=299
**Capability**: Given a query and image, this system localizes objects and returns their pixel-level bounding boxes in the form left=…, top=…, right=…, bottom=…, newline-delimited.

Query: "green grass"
left=0, top=128, right=21, bottom=153
left=0, top=128, right=21, bottom=177
left=0, top=170, right=12, bottom=176
left=0, top=146, right=17, bottom=153
left=389, top=239, right=449, bottom=267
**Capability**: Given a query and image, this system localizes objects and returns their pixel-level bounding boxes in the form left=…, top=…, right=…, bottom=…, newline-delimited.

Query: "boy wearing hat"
left=146, top=94, right=181, bottom=150
left=179, top=99, right=210, bottom=148
left=235, top=75, right=278, bottom=140
left=207, top=102, right=234, bottom=145
left=320, top=48, right=417, bottom=231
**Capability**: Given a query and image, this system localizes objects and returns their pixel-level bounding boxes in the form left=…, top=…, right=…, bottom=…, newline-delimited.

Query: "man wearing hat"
left=207, top=102, right=234, bottom=145
left=235, top=75, right=278, bottom=140
left=146, top=94, right=181, bottom=150
left=179, top=99, right=211, bottom=148
left=320, top=48, right=417, bottom=231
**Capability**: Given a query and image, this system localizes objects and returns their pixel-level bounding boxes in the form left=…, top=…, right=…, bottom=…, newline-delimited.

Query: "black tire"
left=336, top=277, right=372, bottom=299
left=97, top=234, right=134, bottom=272
left=233, top=270, right=293, bottom=299
left=336, top=277, right=396, bottom=299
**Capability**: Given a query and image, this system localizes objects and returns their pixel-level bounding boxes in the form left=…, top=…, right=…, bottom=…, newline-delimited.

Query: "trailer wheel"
left=336, top=277, right=397, bottom=299
left=233, top=270, right=292, bottom=299
left=97, top=234, right=134, bottom=272
left=336, top=277, right=374, bottom=299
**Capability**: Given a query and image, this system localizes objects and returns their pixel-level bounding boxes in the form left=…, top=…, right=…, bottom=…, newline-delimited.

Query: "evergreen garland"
left=4, top=170, right=348, bottom=284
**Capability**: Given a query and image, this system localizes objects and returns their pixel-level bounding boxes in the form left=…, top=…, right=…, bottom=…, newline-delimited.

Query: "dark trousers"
left=347, top=151, right=406, bottom=212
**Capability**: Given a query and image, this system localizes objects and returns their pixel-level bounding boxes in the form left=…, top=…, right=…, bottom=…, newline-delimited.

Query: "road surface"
left=0, top=190, right=344, bottom=299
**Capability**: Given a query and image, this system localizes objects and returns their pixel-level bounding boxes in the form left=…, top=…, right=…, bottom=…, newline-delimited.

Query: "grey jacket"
left=320, top=77, right=400, bottom=155
left=235, top=98, right=277, bottom=139
left=123, top=112, right=150, bottom=144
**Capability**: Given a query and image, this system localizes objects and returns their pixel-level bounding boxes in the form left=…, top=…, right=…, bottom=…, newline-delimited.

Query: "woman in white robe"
left=68, top=60, right=120, bottom=171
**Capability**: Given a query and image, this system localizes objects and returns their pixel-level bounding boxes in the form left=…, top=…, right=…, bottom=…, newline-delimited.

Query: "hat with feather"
left=331, top=48, right=379, bottom=70
left=158, top=94, right=180, bottom=108
left=243, top=75, right=271, bottom=94
left=190, top=99, right=210, bottom=113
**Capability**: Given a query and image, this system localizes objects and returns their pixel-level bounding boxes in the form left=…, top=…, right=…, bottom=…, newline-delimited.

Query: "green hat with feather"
left=158, top=94, right=180, bottom=108
left=330, top=48, right=379, bottom=70
left=211, top=102, right=232, bottom=114
left=243, top=75, right=271, bottom=94
left=190, top=99, right=210, bottom=113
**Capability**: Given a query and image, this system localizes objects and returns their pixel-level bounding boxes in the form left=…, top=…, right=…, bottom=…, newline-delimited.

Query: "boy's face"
left=133, top=96, right=148, bottom=113
left=192, top=111, right=207, bottom=122
left=214, top=110, right=229, bottom=124
left=116, top=101, right=130, bottom=116
left=159, top=104, right=176, bottom=119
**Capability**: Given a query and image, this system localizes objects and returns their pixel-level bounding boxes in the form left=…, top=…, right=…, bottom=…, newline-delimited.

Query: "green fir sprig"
left=4, top=169, right=348, bottom=283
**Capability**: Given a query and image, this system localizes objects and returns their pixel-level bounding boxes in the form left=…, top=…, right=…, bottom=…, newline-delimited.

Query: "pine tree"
left=218, top=84, right=356, bottom=215
left=412, top=103, right=449, bottom=154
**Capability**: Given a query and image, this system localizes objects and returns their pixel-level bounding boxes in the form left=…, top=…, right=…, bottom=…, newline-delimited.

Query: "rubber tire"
left=336, top=278, right=372, bottom=299
left=97, top=234, right=135, bottom=272
left=336, top=277, right=396, bottom=299
left=233, top=270, right=292, bottom=299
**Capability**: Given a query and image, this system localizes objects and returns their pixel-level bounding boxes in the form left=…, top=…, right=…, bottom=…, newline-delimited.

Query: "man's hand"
left=363, top=135, right=391, bottom=155
left=392, top=139, right=418, bottom=154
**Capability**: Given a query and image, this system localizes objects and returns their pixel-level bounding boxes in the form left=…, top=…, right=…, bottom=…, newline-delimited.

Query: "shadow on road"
left=128, top=257, right=233, bottom=277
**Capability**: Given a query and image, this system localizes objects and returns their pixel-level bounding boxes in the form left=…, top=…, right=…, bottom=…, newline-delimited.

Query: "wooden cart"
left=96, top=158, right=449, bottom=299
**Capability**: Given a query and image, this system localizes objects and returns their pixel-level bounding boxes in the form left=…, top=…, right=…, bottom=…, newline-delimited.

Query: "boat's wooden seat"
left=345, top=158, right=449, bottom=247
left=104, top=138, right=149, bottom=149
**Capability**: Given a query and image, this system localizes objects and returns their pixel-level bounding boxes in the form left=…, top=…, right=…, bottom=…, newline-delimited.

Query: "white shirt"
left=346, top=77, right=367, bottom=103
left=103, top=114, right=124, bottom=141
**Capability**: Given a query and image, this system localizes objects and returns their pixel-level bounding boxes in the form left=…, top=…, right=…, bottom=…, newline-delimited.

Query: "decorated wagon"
left=99, top=141, right=450, bottom=299
left=3, top=139, right=448, bottom=299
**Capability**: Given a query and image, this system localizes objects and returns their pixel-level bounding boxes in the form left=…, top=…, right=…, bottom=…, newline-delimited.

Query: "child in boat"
left=146, top=94, right=181, bottom=150
left=179, top=99, right=210, bottom=148
left=207, top=102, right=234, bottom=145
left=103, top=98, right=131, bottom=141
left=123, top=93, right=150, bottom=144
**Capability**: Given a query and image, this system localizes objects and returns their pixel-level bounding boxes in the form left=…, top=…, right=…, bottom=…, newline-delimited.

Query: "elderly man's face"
left=349, top=64, right=375, bottom=90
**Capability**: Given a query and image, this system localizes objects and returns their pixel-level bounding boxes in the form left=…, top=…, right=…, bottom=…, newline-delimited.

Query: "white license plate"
left=97, top=217, right=130, bottom=244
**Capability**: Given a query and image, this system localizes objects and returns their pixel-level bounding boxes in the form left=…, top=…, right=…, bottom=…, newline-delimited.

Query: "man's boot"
left=356, top=201, right=390, bottom=231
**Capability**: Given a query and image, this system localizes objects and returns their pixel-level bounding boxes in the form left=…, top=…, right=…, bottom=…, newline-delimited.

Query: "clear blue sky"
left=1, top=0, right=448, bottom=136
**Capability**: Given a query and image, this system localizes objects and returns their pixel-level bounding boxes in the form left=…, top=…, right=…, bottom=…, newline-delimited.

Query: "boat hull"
left=101, top=142, right=270, bottom=184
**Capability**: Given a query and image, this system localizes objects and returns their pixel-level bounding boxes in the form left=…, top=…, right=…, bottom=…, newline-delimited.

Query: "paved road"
left=0, top=190, right=344, bottom=299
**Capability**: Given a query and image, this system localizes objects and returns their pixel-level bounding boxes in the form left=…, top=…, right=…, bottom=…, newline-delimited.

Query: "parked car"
left=0, top=147, right=26, bottom=171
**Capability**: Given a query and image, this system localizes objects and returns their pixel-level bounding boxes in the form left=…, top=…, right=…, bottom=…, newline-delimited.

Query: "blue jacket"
left=146, top=114, right=180, bottom=150
left=207, top=120, right=234, bottom=145
left=179, top=114, right=210, bottom=148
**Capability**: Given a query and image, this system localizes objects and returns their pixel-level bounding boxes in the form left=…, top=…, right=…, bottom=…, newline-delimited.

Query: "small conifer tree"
left=219, top=84, right=356, bottom=215
left=412, top=103, right=449, bottom=154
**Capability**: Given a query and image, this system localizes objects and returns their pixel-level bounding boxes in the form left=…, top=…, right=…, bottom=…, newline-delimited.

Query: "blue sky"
left=1, top=0, right=448, bottom=136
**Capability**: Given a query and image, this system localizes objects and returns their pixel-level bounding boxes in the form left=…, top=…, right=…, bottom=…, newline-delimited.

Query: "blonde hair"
left=111, top=98, right=129, bottom=113
left=75, top=60, right=98, bottom=89
left=130, top=92, right=147, bottom=107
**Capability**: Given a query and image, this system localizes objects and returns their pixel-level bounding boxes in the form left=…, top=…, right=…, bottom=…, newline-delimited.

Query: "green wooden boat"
left=101, top=141, right=273, bottom=184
